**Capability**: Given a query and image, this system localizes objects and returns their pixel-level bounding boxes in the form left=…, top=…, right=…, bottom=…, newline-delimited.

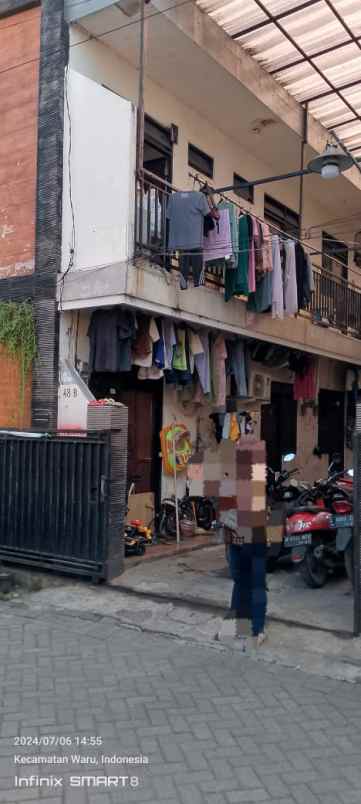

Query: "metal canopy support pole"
left=298, top=104, right=308, bottom=238
left=134, top=0, right=146, bottom=262
left=354, top=407, right=361, bottom=636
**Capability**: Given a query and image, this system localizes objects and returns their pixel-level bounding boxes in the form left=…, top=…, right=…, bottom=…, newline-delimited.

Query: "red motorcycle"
left=284, top=470, right=353, bottom=588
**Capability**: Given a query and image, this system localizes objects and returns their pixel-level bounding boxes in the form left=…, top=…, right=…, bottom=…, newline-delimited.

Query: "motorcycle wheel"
left=196, top=499, right=215, bottom=530
left=164, top=509, right=177, bottom=538
left=300, top=548, right=328, bottom=589
left=344, top=544, right=354, bottom=587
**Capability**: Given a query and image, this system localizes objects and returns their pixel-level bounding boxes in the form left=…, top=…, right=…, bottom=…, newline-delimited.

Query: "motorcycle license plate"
left=331, top=514, right=353, bottom=528
left=284, top=533, right=312, bottom=548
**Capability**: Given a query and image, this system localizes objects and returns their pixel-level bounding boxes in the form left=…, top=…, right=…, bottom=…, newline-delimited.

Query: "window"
left=322, top=231, right=348, bottom=280
left=233, top=173, right=254, bottom=203
left=264, top=195, right=299, bottom=238
left=188, top=144, right=214, bottom=179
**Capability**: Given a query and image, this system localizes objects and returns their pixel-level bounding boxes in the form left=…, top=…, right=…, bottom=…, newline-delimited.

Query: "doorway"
left=261, top=382, right=298, bottom=471
left=89, top=370, right=163, bottom=506
left=318, top=389, right=345, bottom=466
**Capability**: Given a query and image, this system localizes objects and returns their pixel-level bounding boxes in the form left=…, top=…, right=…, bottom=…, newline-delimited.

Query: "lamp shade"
left=308, top=143, right=353, bottom=176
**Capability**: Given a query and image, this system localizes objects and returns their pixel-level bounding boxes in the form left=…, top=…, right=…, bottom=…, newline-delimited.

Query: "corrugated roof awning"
left=196, top=0, right=361, bottom=155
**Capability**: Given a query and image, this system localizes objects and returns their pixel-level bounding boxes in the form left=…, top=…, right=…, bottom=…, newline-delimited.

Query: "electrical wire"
left=0, top=0, right=195, bottom=79
left=59, top=63, right=76, bottom=309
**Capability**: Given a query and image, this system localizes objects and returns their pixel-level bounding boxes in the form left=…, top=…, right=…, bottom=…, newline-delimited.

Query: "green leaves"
left=0, top=301, right=37, bottom=414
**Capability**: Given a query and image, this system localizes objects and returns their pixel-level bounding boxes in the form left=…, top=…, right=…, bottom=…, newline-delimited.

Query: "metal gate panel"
left=0, top=432, right=110, bottom=577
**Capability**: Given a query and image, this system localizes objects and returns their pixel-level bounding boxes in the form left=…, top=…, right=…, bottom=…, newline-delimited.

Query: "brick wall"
left=0, top=346, right=31, bottom=429
left=0, top=7, right=41, bottom=279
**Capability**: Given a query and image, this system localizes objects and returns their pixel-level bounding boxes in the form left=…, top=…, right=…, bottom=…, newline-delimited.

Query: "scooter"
left=266, top=453, right=309, bottom=570
left=284, top=469, right=353, bottom=588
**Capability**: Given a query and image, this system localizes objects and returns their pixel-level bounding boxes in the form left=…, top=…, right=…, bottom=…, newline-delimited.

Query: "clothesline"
left=189, top=171, right=334, bottom=263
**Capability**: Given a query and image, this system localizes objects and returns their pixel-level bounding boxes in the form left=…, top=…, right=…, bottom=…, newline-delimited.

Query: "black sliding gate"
left=0, top=432, right=111, bottom=578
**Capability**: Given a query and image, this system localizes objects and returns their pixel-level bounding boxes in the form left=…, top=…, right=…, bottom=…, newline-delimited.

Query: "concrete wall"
left=0, top=8, right=40, bottom=279
left=62, top=69, right=136, bottom=273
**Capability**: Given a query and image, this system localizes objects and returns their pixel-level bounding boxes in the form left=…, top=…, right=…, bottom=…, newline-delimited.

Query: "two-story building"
left=1, top=0, right=361, bottom=521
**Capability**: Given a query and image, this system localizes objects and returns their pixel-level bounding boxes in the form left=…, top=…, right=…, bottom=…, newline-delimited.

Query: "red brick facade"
left=0, top=8, right=41, bottom=279
left=0, top=346, right=31, bottom=428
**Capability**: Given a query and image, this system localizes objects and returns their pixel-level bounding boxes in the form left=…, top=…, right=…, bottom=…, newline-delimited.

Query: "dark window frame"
left=322, top=230, right=348, bottom=280
left=233, top=172, right=254, bottom=203
left=188, top=143, right=214, bottom=179
left=264, top=194, right=300, bottom=238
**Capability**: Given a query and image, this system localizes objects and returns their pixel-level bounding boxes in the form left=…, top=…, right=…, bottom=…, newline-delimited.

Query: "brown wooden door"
left=118, top=390, right=154, bottom=493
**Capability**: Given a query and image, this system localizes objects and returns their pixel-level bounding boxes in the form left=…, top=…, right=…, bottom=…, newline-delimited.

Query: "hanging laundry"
left=230, top=413, right=240, bottom=442
left=293, top=357, right=318, bottom=401
left=203, top=208, right=232, bottom=263
left=140, top=186, right=163, bottom=247
left=138, top=366, right=164, bottom=380
left=188, top=329, right=204, bottom=376
left=179, top=252, right=205, bottom=290
left=227, top=339, right=249, bottom=398
left=225, top=215, right=250, bottom=301
left=203, top=213, right=215, bottom=238
left=153, top=320, right=165, bottom=369
left=247, top=271, right=273, bottom=313
left=295, top=242, right=311, bottom=309
left=87, top=308, right=137, bottom=373
left=219, top=200, right=238, bottom=268
left=172, top=327, right=188, bottom=372
left=248, top=216, right=256, bottom=294
left=167, top=191, right=209, bottom=290
left=209, top=413, right=223, bottom=444
left=284, top=240, right=298, bottom=316
left=260, top=222, right=273, bottom=273
left=167, top=191, right=209, bottom=250
left=132, top=316, right=159, bottom=367
left=211, top=334, right=228, bottom=411
left=271, top=235, right=284, bottom=320
left=162, top=319, right=177, bottom=369
left=222, top=412, right=231, bottom=440
left=252, top=217, right=263, bottom=279
left=194, top=330, right=211, bottom=395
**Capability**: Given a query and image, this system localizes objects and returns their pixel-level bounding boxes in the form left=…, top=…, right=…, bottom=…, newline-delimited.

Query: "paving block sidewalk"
left=1, top=603, right=361, bottom=804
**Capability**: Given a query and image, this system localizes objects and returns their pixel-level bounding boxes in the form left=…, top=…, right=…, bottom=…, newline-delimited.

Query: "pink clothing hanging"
left=272, top=235, right=284, bottom=319
left=203, top=208, right=232, bottom=262
left=248, top=218, right=256, bottom=293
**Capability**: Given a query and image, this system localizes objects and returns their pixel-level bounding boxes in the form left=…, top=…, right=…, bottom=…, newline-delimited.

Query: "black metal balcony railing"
left=135, top=171, right=361, bottom=339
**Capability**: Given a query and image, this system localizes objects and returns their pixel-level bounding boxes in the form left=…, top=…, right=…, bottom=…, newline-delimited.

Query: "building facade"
left=1, top=0, right=361, bottom=506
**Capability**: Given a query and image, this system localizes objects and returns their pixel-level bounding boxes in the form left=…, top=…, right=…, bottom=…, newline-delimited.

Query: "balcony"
left=135, top=170, right=361, bottom=341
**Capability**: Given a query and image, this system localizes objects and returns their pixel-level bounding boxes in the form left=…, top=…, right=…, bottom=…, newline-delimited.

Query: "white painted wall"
left=62, top=68, right=136, bottom=273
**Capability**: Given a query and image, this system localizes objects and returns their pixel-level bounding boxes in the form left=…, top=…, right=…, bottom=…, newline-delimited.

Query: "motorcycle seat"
left=287, top=505, right=325, bottom=515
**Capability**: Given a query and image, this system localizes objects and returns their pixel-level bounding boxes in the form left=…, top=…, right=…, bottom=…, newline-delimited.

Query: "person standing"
left=221, top=437, right=268, bottom=647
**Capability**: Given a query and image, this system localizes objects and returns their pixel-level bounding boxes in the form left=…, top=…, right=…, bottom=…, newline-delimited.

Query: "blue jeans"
left=228, top=543, right=267, bottom=636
